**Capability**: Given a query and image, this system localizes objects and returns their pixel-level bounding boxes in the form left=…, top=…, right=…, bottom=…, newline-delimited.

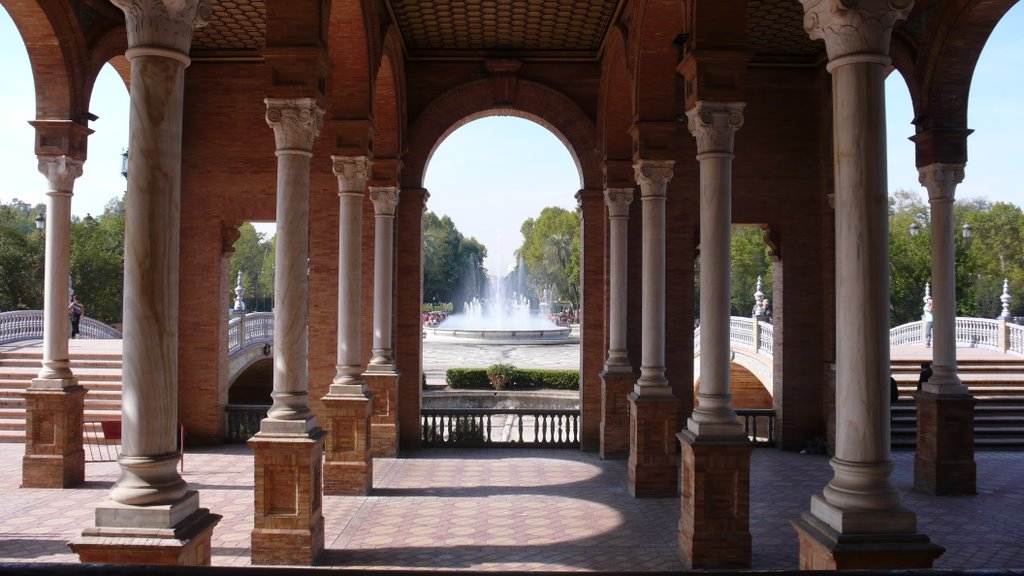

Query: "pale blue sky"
left=1, top=5, right=1021, bottom=276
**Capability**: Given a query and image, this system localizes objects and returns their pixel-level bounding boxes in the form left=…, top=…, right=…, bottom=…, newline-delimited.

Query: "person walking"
left=69, top=295, right=84, bottom=339
left=923, top=296, right=934, bottom=347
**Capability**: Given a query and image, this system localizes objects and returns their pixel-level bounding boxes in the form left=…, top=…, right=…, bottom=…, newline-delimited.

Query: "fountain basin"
left=425, top=326, right=575, bottom=344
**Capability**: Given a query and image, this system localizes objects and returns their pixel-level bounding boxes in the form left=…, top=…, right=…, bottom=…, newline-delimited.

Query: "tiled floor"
left=0, top=443, right=1021, bottom=570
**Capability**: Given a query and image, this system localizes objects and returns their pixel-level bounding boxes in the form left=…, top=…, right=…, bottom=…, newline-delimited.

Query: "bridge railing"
left=890, top=317, right=1023, bottom=356
left=227, top=311, right=274, bottom=356
left=0, top=310, right=121, bottom=344
left=695, top=316, right=775, bottom=358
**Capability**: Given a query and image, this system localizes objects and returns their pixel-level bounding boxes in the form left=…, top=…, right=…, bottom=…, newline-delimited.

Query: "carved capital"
left=686, top=101, right=745, bottom=155
left=221, top=225, right=241, bottom=256
left=919, top=163, right=965, bottom=204
left=111, top=0, right=210, bottom=56
left=801, top=0, right=913, bottom=62
left=604, top=188, right=634, bottom=218
left=265, top=98, right=324, bottom=153
left=37, top=156, right=83, bottom=195
left=633, top=160, right=674, bottom=199
left=369, top=186, right=400, bottom=216
left=331, top=155, right=370, bottom=195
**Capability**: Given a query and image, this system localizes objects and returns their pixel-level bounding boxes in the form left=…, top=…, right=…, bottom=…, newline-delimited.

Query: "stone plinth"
left=22, top=384, right=86, bottom=488
left=677, top=431, right=752, bottom=568
left=792, top=513, right=944, bottom=569
left=914, top=391, right=976, bottom=496
left=600, top=370, right=634, bottom=459
left=627, top=393, right=679, bottom=497
left=365, top=371, right=399, bottom=457
left=250, top=429, right=326, bottom=565
left=70, top=492, right=221, bottom=566
left=322, top=392, right=373, bottom=495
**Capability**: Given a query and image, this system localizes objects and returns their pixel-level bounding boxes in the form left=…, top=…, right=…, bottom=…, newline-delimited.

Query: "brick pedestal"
left=792, top=513, right=944, bottom=569
left=627, top=393, right=679, bottom=497
left=70, top=493, right=221, bottom=566
left=914, top=391, right=976, bottom=495
left=365, top=371, right=399, bottom=457
left=22, top=384, right=86, bottom=488
left=250, top=429, right=326, bottom=565
left=677, top=431, right=752, bottom=568
left=600, top=371, right=634, bottom=459
left=322, top=393, right=373, bottom=495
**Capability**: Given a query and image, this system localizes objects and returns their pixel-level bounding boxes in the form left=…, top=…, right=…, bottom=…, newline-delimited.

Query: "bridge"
left=2, top=310, right=1024, bottom=445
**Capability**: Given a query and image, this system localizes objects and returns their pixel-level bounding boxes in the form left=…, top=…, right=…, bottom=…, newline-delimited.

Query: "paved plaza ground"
left=0, top=340, right=1021, bottom=570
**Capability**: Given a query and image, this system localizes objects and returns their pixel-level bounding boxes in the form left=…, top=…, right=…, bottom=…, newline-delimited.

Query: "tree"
left=228, top=223, right=275, bottom=311
left=730, top=227, right=774, bottom=317
left=0, top=200, right=46, bottom=311
left=517, top=206, right=580, bottom=308
left=69, top=198, right=126, bottom=324
left=422, top=212, right=487, bottom=306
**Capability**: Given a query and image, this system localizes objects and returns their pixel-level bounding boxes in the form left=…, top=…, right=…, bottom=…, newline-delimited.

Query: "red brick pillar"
left=395, top=188, right=428, bottom=451
left=914, top=392, right=976, bottom=495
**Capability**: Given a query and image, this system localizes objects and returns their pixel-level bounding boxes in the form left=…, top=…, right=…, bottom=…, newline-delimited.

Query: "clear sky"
left=1, top=5, right=1021, bottom=277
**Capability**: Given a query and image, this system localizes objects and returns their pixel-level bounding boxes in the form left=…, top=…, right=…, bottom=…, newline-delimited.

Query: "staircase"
left=0, top=348, right=122, bottom=443
left=892, top=357, right=1024, bottom=449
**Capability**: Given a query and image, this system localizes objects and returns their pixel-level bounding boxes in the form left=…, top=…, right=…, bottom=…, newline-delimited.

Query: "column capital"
left=686, top=101, right=745, bottom=156
left=111, top=0, right=209, bottom=58
left=265, top=98, right=324, bottom=154
left=918, top=163, right=965, bottom=203
left=331, top=155, right=370, bottom=195
left=633, top=160, right=675, bottom=198
left=37, top=156, right=83, bottom=196
left=801, top=0, right=912, bottom=64
left=605, top=188, right=634, bottom=218
left=369, top=186, right=400, bottom=216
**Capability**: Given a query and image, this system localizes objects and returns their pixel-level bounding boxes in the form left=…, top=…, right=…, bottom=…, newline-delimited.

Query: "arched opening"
left=695, top=363, right=772, bottom=410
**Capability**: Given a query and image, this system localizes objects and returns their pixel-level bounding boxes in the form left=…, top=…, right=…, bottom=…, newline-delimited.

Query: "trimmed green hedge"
left=445, top=367, right=579, bottom=390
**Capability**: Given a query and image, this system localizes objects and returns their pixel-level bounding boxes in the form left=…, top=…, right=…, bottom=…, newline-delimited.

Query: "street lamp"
left=34, top=213, right=45, bottom=231
left=908, top=220, right=972, bottom=242
left=909, top=220, right=921, bottom=237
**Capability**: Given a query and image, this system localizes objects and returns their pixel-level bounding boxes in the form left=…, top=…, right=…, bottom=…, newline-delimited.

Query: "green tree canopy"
left=69, top=197, right=126, bottom=324
left=0, top=200, right=44, bottom=311
left=228, top=223, right=275, bottom=311
left=517, top=206, right=580, bottom=308
left=422, top=212, right=487, bottom=306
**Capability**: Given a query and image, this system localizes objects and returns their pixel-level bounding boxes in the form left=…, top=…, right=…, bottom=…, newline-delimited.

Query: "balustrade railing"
left=729, top=317, right=754, bottom=349
left=421, top=408, right=580, bottom=448
left=889, top=317, right=1022, bottom=356
left=0, top=310, right=121, bottom=344
left=227, top=312, right=274, bottom=356
left=756, top=320, right=773, bottom=356
left=225, top=404, right=268, bottom=442
left=1010, top=323, right=1024, bottom=357
left=736, top=408, right=775, bottom=446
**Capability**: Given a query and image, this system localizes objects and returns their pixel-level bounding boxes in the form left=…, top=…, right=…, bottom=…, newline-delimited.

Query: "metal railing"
left=421, top=408, right=580, bottom=448
left=225, top=404, right=268, bottom=442
left=227, top=311, right=274, bottom=356
left=0, top=310, right=121, bottom=344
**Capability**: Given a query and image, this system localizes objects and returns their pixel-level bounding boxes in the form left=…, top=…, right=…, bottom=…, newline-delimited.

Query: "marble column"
left=322, top=156, right=374, bottom=495
left=69, top=0, right=220, bottom=566
left=250, top=98, right=326, bottom=565
left=627, top=160, right=678, bottom=497
left=793, top=0, right=942, bottom=568
left=23, top=156, right=86, bottom=489
left=364, top=186, right=401, bottom=456
left=677, top=101, right=751, bottom=568
left=599, top=188, right=635, bottom=459
left=914, top=163, right=976, bottom=495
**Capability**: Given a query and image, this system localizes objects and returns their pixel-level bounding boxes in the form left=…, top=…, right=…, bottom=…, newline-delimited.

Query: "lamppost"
left=34, top=213, right=45, bottom=307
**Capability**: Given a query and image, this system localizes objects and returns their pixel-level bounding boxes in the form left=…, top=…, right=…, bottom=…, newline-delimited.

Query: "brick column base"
left=70, top=503, right=221, bottom=565
left=23, top=384, right=86, bottom=488
left=627, top=392, right=679, bottom=497
left=599, top=370, right=634, bottom=459
left=914, top=391, right=976, bottom=496
left=365, top=371, right=399, bottom=456
left=677, top=431, right=752, bottom=568
left=792, top=513, right=944, bottom=569
left=250, top=429, right=326, bottom=565
left=322, top=393, right=373, bottom=495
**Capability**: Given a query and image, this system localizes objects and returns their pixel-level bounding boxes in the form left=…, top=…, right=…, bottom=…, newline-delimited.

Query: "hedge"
left=445, top=367, right=579, bottom=390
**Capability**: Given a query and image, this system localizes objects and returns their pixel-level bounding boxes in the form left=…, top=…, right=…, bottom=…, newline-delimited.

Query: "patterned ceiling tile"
left=747, top=0, right=823, bottom=58
left=192, top=0, right=267, bottom=51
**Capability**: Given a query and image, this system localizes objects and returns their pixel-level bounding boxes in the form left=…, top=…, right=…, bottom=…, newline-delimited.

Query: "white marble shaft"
left=367, top=186, right=399, bottom=370
left=331, top=155, right=370, bottom=395
left=35, top=156, right=82, bottom=385
left=110, top=0, right=208, bottom=507
left=919, top=163, right=969, bottom=395
left=604, top=187, right=634, bottom=372
left=688, top=102, right=746, bottom=437
left=803, top=0, right=914, bottom=530
left=633, top=160, right=674, bottom=396
left=264, top=98, right=323, bottom=425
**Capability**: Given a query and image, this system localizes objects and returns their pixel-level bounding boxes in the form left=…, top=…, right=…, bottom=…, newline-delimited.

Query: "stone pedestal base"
left=365, top=371, right=399, bottom=457
left=792, top=513, right=944, bottom=569
left=322, top=392, right=373, bottom=495
left=599, top=370, right=634, bottom=459
left=677, top=431, right=752, bottom=568
left=914, top=391, right=976, bottom=496
left=23, top=384, right=86, bottom=488
left=69, top=492, right=221, bottom=565
left=627, top=392, right=679, bottom=497
left=250, top=428, right=326, bottom=565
